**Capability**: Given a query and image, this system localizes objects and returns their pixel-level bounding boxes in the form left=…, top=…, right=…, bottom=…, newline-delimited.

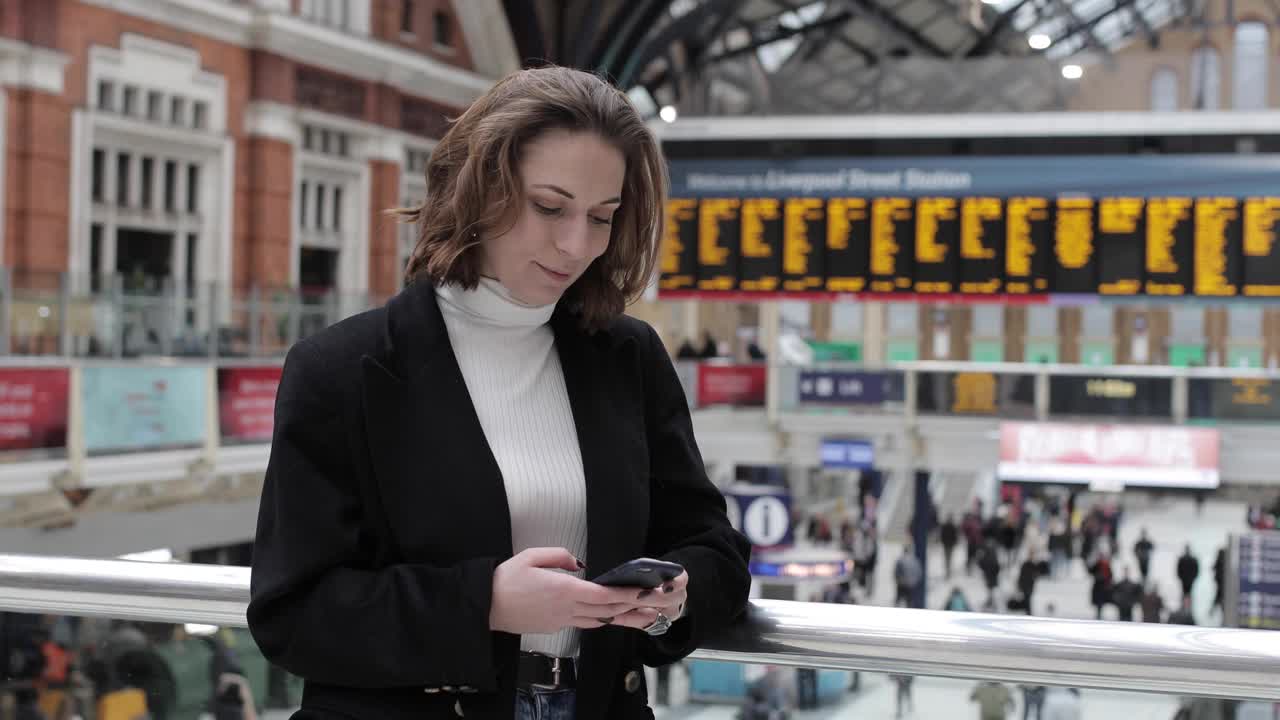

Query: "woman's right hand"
left=489, top=547, right=647, bottom=634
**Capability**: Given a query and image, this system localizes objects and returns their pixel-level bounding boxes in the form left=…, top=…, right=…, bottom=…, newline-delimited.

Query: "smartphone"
left=592, top=558, right=685, bottom=588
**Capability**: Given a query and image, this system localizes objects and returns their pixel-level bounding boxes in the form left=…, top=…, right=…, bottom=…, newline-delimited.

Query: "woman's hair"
left=398, top=65, right=668, bottom=331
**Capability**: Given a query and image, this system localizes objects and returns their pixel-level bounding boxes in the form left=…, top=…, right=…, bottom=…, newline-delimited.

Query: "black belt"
left=517, top=652, right=578, bottom=690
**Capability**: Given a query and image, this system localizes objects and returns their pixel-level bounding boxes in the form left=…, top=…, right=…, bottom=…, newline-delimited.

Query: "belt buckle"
left=530, top=654, right=564, bottom=691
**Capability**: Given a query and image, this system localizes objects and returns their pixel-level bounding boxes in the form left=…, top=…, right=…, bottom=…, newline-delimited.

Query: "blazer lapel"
left=360, top=281, right=513, bottom=564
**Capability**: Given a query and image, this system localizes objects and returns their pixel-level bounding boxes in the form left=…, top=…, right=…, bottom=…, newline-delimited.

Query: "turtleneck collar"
left=435, top=276, right=557, bottom=329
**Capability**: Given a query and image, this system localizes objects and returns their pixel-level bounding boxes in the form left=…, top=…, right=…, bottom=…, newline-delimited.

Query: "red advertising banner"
left=0, top=368, right=70, bottom=452
left=998, top=422, right=1220, bottom=489
left=697, top=364, right=767, bottom=407
left=218, top=367, right=283, bottom=443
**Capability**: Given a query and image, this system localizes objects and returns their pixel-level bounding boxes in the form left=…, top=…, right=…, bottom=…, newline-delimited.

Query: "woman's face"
left=479, top=129, right=626, bottom=307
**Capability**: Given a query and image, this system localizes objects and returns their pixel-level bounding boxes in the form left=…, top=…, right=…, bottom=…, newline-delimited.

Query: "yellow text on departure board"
left=741, top=198, right=780, bottom=259
left=961, top=198, right=1000, bottom=260
left=1145, top=198, right=1192, bottom=295
left=698, top=198, right=740, bottom=290
left=916, top=198, right=957, bottom=263
left=661, top=199, right=697, bottom=275
left=827, top=199, right=868, bottom=292
left=1006, top=197, right=1049, bottom=293
left=1244, top=198, right=1280, bottom=257
left=1194, top=198, right=1239, bottom=296
left=1055, top=198, right=1095, bottom=270
left=1099, top=197, right=1143, bottom=234
left=952, top=372, right=998, bottom=414
left=872, top=198, right=912, bottom=288
left=784, top=198, right=823, bottom=279
left=1231, top=378, right=1273, bottom=406
left=827, top=199, right=867, bottom=250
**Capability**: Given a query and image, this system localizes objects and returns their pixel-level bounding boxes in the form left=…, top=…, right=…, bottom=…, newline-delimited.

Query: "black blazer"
left=247, top=279, right=752, bottom=719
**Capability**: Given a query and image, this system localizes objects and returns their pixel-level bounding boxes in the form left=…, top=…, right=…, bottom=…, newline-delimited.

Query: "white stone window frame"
left=70, top=35, right=232, bottom=337
left=291, top=110, right=377, bottom=318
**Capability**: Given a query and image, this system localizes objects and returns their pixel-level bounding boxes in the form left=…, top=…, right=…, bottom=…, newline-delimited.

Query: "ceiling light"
left=659, top=105, right=679, bottom=123
left=1029, top=33, right=1052, bottom=50
left=1062, top=64, right=1084, bottom=80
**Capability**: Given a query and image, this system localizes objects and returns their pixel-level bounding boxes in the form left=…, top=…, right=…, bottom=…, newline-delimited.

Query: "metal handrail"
left=1, top=553, right=1278, bottom=700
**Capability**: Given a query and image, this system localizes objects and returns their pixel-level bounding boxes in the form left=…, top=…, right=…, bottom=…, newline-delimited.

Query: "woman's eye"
left=533, top=202, right=561, bottom=216
left=589, top=215, right=613, bottom=226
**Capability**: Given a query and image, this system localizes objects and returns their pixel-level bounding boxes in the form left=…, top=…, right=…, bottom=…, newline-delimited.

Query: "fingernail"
left=638, top=590, right=653, bottom=600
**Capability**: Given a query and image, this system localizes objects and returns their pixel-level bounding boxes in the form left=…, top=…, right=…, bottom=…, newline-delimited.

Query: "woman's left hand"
left=607, top=571, right=689, bottom=632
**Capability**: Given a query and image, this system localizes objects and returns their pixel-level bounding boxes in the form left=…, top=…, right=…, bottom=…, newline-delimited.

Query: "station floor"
left=650, top=496, right=1251, bottom=720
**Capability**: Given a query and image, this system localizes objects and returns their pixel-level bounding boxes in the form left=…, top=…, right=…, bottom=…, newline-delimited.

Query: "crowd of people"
left=0, top=614, right=268, bottom=720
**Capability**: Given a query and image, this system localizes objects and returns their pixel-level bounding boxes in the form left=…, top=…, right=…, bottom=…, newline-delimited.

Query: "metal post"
left=207, top=281, right=219, bottom=361
left=58, top=271, right=72, bottom=357
left=159, top=276, right=174, bottom=356
left=287, top=290, right=302, bottom=349
left=0, top=266, right=10, bottom=355
left=1172, top=373, right=1189, bottom=424
left=111, top=273, right=124, bottom=359
left=1035, top=369, right=1050, bottom=421
left=248, top=285, right=261, bottom=358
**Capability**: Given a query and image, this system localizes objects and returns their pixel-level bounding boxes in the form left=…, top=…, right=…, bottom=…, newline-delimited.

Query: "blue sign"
left=798, top=370, right=904, bottom=405
left=820, top=438, right=875, bottom=470
left=82, top=366, right=208, bottom=454
left=668, top=154, right=1280, bottom=199
left=725, top=488, right=793, bottom=548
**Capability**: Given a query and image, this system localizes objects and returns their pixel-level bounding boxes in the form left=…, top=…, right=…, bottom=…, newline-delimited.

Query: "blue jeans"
left=515, top=687, right=576, bottom=720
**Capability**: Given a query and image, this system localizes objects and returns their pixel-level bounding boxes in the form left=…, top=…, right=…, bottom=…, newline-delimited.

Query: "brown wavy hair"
left=397, top=66, right=668, bottom=331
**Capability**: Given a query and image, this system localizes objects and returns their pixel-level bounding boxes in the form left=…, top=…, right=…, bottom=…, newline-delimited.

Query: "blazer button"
left=424, top=687, right=441, bottom=694
left=624, top=670, right=642, bottom=694
left=454, top=699, right=466, bottom=717
left=443, top=686, right=455, bottom=693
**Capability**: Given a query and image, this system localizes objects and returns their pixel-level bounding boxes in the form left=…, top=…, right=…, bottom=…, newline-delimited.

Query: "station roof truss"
left=506, top=0, right=1195, bottom=115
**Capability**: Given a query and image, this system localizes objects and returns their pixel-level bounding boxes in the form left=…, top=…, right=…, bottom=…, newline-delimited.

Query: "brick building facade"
left=0, top=0, right=517, bottom=351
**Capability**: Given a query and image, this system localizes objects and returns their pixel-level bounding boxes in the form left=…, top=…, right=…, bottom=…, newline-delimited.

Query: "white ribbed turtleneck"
left=435, top=278, right=587, bottom=659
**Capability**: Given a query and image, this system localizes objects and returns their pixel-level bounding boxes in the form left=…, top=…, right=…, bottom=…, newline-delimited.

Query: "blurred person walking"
left=1019, top=684, right=1047, bottom=720
left=979, top=542, right=1002, bottom=612
left=1088, top=554, right=1114, bottom=620
left=1111, top=568, right=1143, bottom=622
left=1133, top=529, right=1155, bottom=585
left=941, top=515, right=960, bottom=580
left=971, top=681, right=1014, bottom=720
left=894, top=545, right=924, bottom=608
left=892, top=674, right=916, bottom=718
left=1212, top=547, right=1226, bottom=618
left=1177, top=546, right=1200, bottom=604
left=963, top=511, right=985, bottom=576
left=1140, top=584, right=1165, bottom=623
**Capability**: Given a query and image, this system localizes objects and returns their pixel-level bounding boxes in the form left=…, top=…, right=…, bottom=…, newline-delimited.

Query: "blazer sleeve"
left=247, top=341, right=500, bottom=691
left=638, top=324, right=752, bottom=666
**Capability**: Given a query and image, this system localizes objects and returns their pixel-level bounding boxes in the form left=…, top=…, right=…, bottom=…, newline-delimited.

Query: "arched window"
left=1189, top=46, right=1221, bottom=109
left=1150, top=67, right=1179, bottom=110
left=1233, top=22, right=1270, bottom=110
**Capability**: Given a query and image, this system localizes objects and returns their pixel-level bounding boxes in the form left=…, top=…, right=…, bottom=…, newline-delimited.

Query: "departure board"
left=783, top=198, right=825, bottom=292
left=871, top=197, right=914, bottom=293
left=827, top=198, right=870, bottom=292
left=659, top=198, right=698, bottom=291
left=915, top=198, right=959, bottom=294
left=960, top=197, right=1004, bottom=294
left=697, top=198, right=741, bottom=291
left=1053, top=198, right=1097, bottom=293
left=1194, top=198, right=1243, bottom=297
left=1097, top=197, right=1145, bottom=296
left=739, top=198, right=782, bottom=292
left=1145, top=198, right=1194, bottom=296
left=1006, top=197, right=1052, bottom=294
left=1243, top=198, right=1280, bottom=297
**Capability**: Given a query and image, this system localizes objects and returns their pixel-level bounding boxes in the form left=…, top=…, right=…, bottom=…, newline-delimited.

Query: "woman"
left=247, top=66, right=752, bottom=719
